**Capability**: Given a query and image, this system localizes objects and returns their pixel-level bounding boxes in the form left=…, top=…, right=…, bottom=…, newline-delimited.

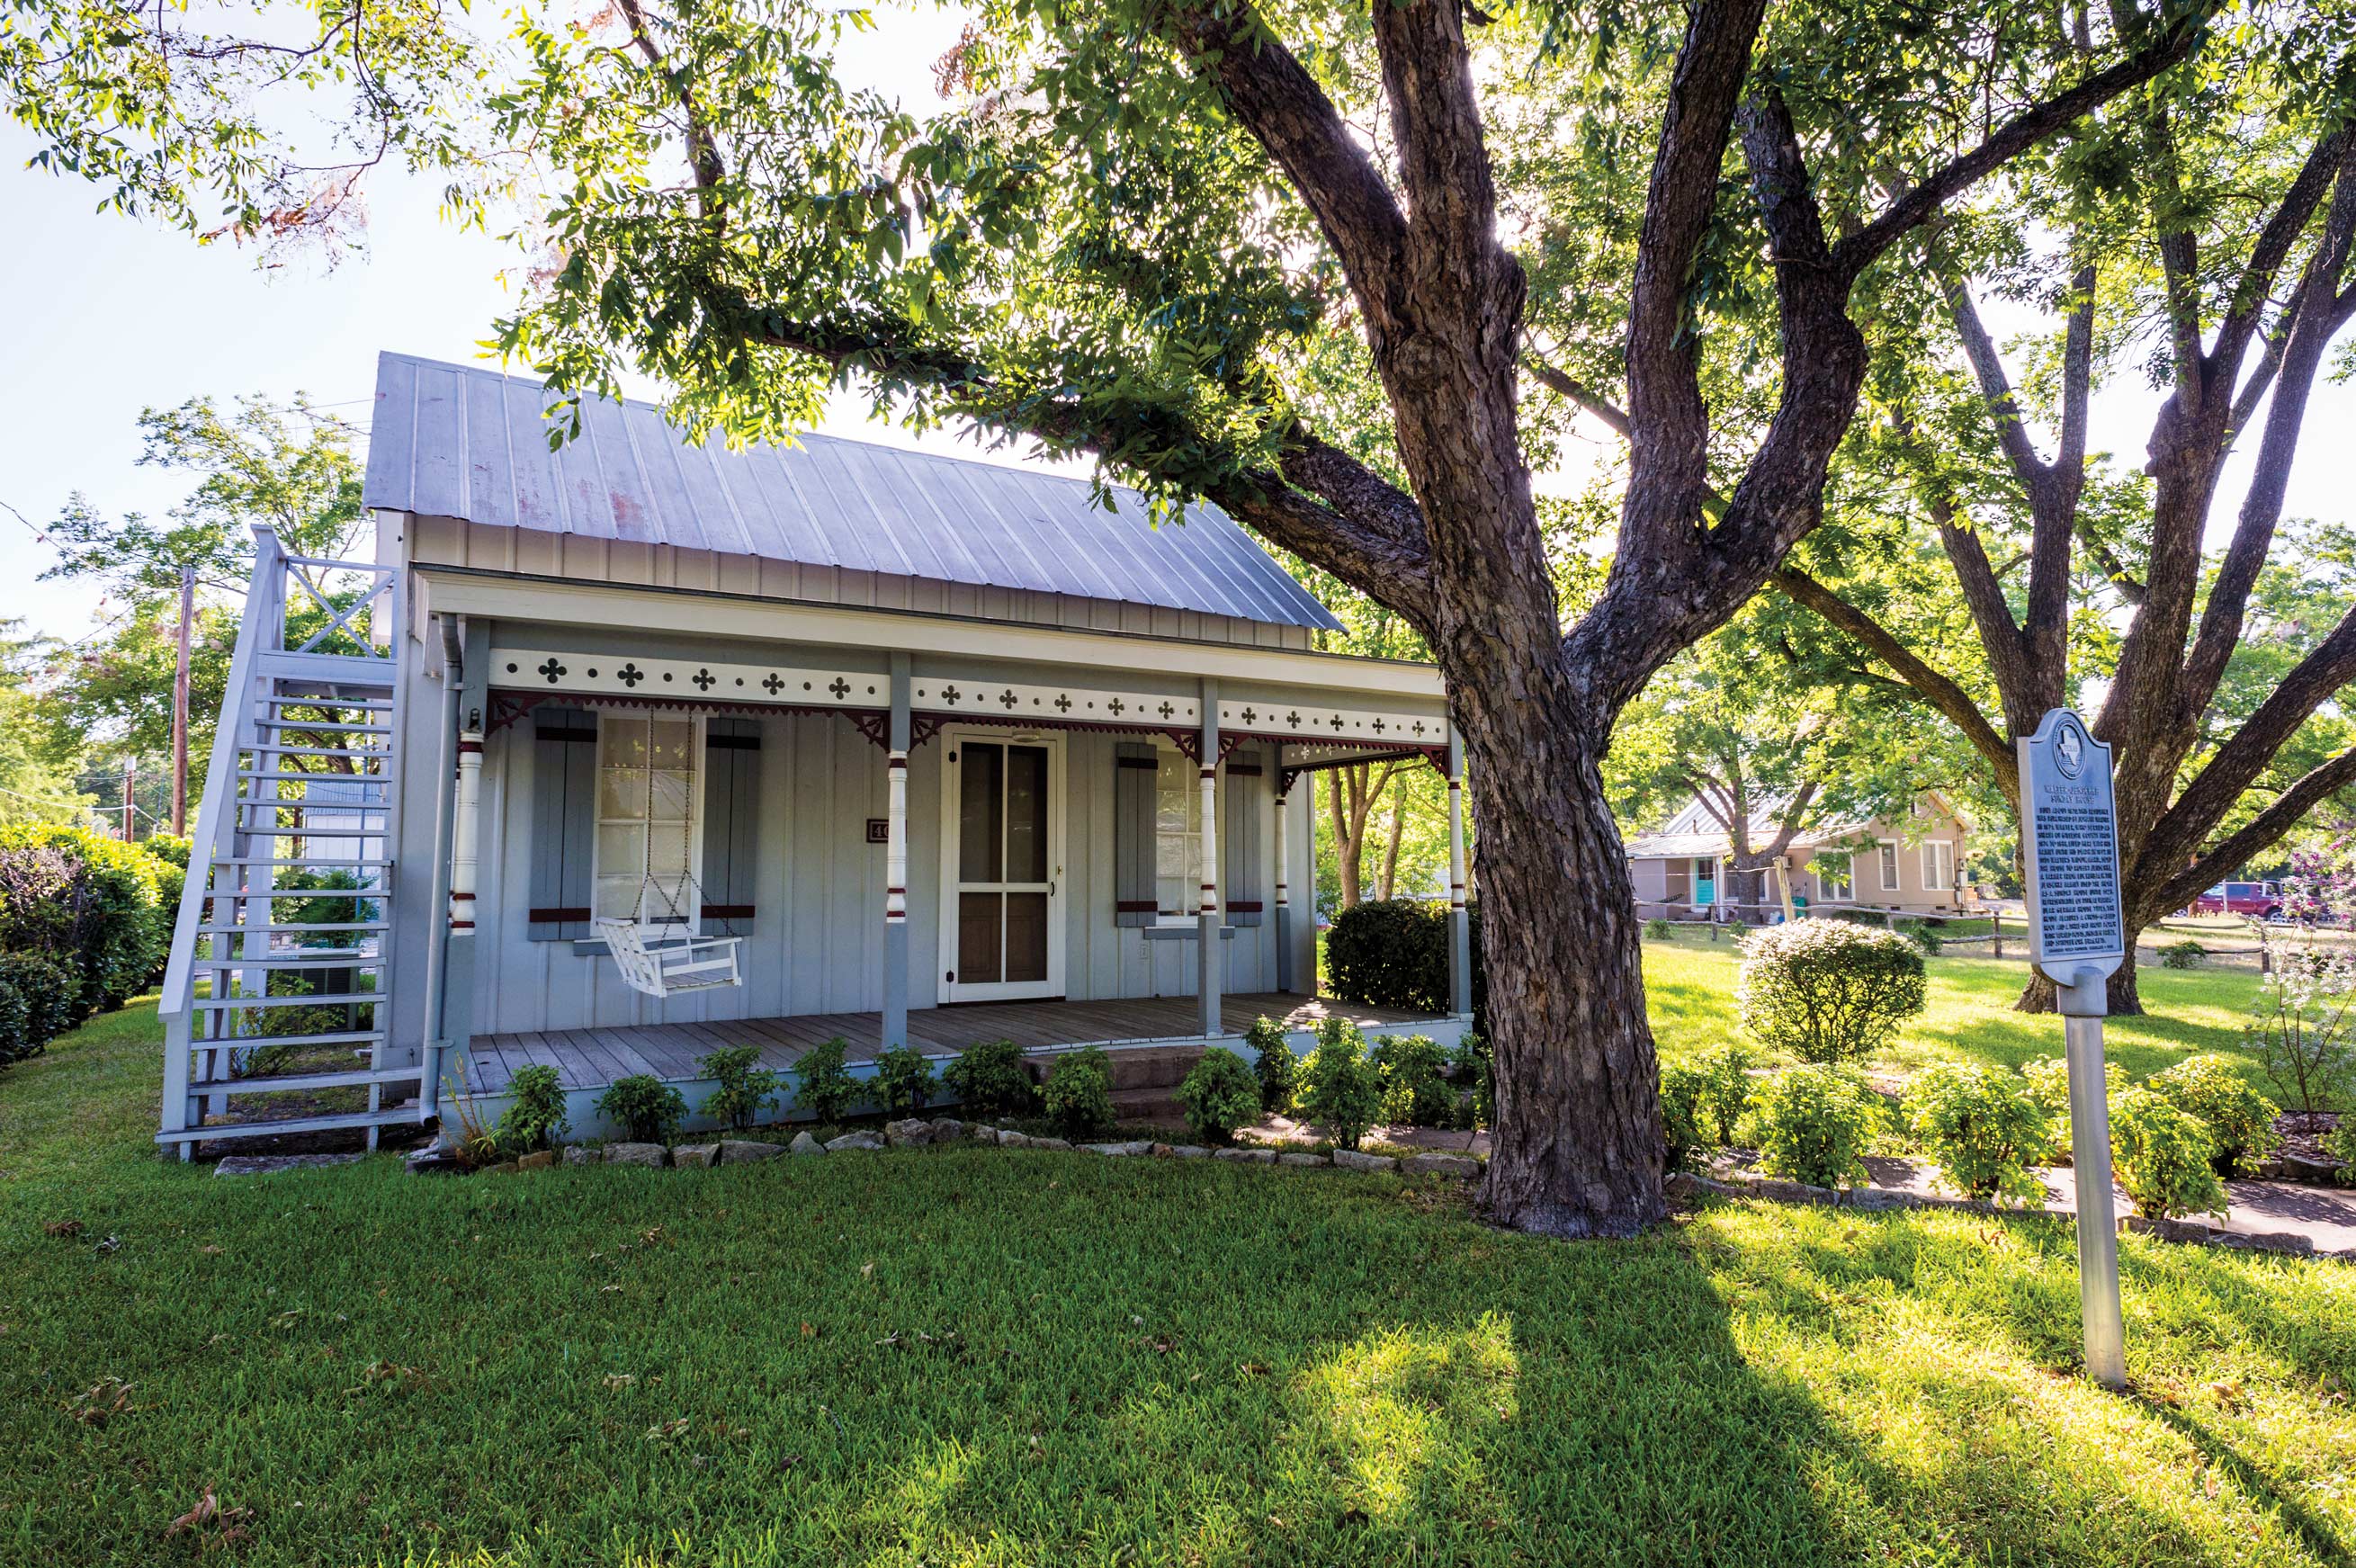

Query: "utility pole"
left=171, top=563, right=193, bottom=835
left=121, top=759, right=137, bottom=844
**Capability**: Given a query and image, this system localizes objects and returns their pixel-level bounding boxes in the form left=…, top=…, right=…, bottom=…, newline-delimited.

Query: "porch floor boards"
left=459, top=992, right=1439, bottom=1096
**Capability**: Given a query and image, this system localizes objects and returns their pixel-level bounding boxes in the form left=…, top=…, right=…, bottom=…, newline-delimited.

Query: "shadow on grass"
left=2141, top=1399, right=2356, bottom=1568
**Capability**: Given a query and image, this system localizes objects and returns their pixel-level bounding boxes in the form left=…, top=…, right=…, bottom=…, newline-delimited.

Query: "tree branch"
left=2147, top=746, right=2356, bottom=917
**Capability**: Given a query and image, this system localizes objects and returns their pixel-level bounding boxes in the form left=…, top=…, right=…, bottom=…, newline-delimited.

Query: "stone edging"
left=1666, top=1170, right=2351, bottom=1263
left=428, top=1116, right=1490, bottom=1180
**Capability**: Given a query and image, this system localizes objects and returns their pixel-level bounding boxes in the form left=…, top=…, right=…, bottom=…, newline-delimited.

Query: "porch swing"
left=594, top=799, right=744, bottom=1000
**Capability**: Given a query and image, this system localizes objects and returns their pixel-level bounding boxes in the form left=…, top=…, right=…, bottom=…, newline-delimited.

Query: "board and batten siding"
left=406, top=515, right=1317, bottom=652
left=456, top=705, right=1315, bottom=1038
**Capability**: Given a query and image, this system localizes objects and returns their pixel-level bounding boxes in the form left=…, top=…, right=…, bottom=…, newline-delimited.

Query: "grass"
left=1643, top=935, right=2271, bottom=1088
left=3, top=1000, right=2353, bottom=1566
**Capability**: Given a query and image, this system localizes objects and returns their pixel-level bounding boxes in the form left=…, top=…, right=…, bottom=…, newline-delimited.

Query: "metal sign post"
left=2017, top=709, right=2128, bottom=1389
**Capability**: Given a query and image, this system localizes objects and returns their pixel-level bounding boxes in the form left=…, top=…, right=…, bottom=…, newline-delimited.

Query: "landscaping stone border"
left=460, top=1115, right=1489, bottom=1184
left=1666, top=1169, right=2352, bottom=1263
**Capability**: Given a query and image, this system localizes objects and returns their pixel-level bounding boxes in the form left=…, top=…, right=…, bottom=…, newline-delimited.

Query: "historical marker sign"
left=2017, top=708, right=2124, bottom=987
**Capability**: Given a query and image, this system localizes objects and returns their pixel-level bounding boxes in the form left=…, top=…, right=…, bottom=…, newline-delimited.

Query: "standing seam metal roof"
left=361, top=351, right=1344, bottom=632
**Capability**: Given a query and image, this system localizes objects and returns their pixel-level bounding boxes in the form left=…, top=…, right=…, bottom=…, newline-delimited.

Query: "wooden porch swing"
left=594, top=805, right=744, bottom=999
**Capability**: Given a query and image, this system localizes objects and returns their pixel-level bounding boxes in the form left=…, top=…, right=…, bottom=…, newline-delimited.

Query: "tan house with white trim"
left=1625, top=792, right=1975, bottom=920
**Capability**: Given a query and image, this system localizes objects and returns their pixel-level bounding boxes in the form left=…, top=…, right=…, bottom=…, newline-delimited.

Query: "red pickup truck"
left=2187, top=881, right=2284, bottom=918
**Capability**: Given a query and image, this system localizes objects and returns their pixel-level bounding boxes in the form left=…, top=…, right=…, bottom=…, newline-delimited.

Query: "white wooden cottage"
left=156, top=353, right=1468, bottom=1151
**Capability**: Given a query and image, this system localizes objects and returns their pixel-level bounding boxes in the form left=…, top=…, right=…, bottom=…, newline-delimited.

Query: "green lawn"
left=3, top=999, right=2352, bottom=1566
left=1644, top=936, right=2268, bottom=1087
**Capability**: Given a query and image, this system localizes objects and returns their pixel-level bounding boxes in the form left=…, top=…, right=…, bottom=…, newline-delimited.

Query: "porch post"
left=1272, top=747, right=1292, bottom=994
left=882, top=652, right=911, bottom=1051
left=1197, top=679, right=1221, bottom=1036
left=1447, top=731, right=1472, bottom=1018
left=437, top=619, right=489, bottom=1108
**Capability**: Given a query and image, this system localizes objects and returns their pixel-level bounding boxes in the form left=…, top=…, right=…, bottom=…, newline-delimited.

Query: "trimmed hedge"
left=1323, top=899, right=1483, bottom=1026
left=0, top=952, right=79, bottom=1066
left=1736, top=918, right=1927, bottom=1064
left=0, top=826, right=173, bottom=1024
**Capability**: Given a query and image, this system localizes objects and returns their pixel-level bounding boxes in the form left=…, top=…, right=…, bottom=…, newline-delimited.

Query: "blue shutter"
left=528, top=707, right=597, bottom=941
left=702, top=718, right=761, bottom=930
left=1224, top=751, right=1264, bottom=926
left=1114, top=742, right=1157, bottom=928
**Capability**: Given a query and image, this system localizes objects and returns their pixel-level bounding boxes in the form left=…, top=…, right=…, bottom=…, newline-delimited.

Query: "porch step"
left=188, top=1064, right=424, bottom=1095
left=157, top=1105, right=426, bottom=1146
left=1102, top=1045, right=1206, bottom=1092
left=1107, top=1086, right=1188, bottom=1124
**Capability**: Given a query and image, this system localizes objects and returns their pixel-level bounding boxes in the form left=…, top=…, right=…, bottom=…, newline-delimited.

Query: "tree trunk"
left=1377, top=806, right=1404, bottom=900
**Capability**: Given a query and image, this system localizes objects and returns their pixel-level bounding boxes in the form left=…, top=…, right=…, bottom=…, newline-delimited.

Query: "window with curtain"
left=1922, top=839, right=1955, bottom=895
left=1877, top=841, right=1901, bottom=892
left=1817, top=853, right=1853, bottom=900
left=593, top=713, right=701, bottom=927
left=1153, top=743, right=1204, bottom=922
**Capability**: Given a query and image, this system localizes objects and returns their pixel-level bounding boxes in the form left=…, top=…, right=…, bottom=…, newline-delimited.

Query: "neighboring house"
left=155, top=352, right=1473, bottom=1153
left=1625, top=792, right=1975, bottom=920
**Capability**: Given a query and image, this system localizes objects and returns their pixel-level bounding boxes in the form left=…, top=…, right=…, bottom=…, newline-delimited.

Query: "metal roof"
left=362, top=352, right=1342, bottom=632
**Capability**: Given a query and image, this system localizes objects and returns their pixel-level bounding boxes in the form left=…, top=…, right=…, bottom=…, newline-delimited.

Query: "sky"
left=1, top=8, right=2349, bottom=653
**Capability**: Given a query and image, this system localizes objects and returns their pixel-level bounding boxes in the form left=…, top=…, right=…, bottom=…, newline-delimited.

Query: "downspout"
left=417, top=614, right=464, bottom=1125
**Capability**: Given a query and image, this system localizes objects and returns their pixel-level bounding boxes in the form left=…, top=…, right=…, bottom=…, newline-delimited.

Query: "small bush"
left=1044, top=1046, right=1116, bottom=1138
left=596, top=1074, right=685, bottom=1143
left=1691, top=1044, right=1756, bottom=1146
left=790, top=1036, right=859, bottom=1124
left=1752, top=1064, right=1879, bottom=1189
left=2147, top=1055, right=2281, bottom=1176
left=1370, top=1033, right=1452, bottom=1127
left=0, top=825, right=168, bottom=1021
left=1737, top=918, right=1927, bottom=1064
left=1324, top=898, right=1483, bottom=1025
left=495, top=1063, right=570, bottom=1154
left=1300, top=1017, right=1382, bottom=1151
left=2244, top=942, right=2355, bottom=1114
left=0, top=951, right=79, bottom=1066
left=1174, top=1047, right=1261, bottom=1145
left=1895, top=918, right=1942, bottom=956
left=1450, top=1032, right=1492, bottom=1129
left=1658, top=1062, right=1708, bottom=1173
left=2323, top=1117, right=2355, bottom=1174
left=2159, top=940, right=2206, bottom=970
left=2110, top=1087, right=2228, bottom=1219
left=697, top=1044, right=781, bottom=1132
left=944, top=1038, right=1035, bottom=1118
left=872, top=1044, right=939, bottom=1117
left=1644, top=917, right=1673, bottom=941
left=1246, top=1016, right=1297, bottom=1113
left=1905, top=1062, right=2050, bottom=1206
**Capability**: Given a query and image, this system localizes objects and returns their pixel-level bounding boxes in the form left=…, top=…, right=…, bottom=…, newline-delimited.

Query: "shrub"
left=1044, top=1046, right=1116, bottom=1138
left=1658, top=1062, right=1708, bottom=1173
left=1691, top=1044, right=1756, bottom=1146
left=872, top=1044, right=938, bottom=1117
left=1450, top=1032, right=1493, bottom=1129
left=697, top=1044, right=781, bottom=1131
left=1905, top=1062, right=2050, bottom=1206
left=1370, top=1033, right=1452, bottom=1127
left=1895, top=918, right=1942, bottom=956
left=944, top=1038, right=1035, bottom=1117
left=2159, top=940, right=2206, bottom=970
left=1644, top=917, right=1674, bottom=941
left=1174, top=1047, right=1261, bottom=1145
left=791, top=1036, right=859, bottom=1124
left=1736, top=918, right=1927, bottom=1064
left=1299, top=1017, right=1382, bottom=1150
left=0, top=951, right=79, bottom=1066
left=1752, top=1064, right=1879, bottom=1189
left=2020, top=1055, right=2128, bottom=1161
left=494, top=1063, right=570, bottom=1154
left=0, top=825, right=168, bottom=1021
left=2323, top=1117, right=2355, bottom=1174
left=1324, top=898, right=1483, bottom=1025
left=2110, top=1087, right=2228, bottom=1219
left=596, top=1074, right=685, bottom=1143
left=2243, top=942, right=2355, bottom=1115
left=1246, top=1016, right=1297, bottom=1114
left=140, top=833, right=193, bottom=870
left=2147, top=1055, right=2281, bottom=1176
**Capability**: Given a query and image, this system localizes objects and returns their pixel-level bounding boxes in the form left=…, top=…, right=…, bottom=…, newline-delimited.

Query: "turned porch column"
left=1447, top=731, right=1472, bottom=1018
left=1198, top=679, right=1221, bottom=1036
left=882, top=653, right=911, bottom=1051
left=1272, top=747, right=1293, bottom=994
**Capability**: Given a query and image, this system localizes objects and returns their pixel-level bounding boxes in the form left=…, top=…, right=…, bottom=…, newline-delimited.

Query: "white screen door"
left=939, top=731, right=1063, bottom=1001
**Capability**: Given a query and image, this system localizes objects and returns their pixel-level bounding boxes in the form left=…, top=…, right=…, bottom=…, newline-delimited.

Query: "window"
left=1153, top=743, right=1205, bottom=922
left=1877, top=841, right=1901, bottom=892
left=1816, top=853, right=1853, bottom=900
left=593, top=713, right=701, bottom=927
left=1922, top=839, right=1955, bottom=895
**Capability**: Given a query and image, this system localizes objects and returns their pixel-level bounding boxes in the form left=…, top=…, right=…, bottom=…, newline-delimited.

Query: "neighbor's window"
left=1877, top=841, right=1901, bottom=892
left=1922, top=839, right=1955, bottom=895
left=1817, top=854, right=1853, bottom=900
left=1154, top=743, right=1205, bottom=922
left=594, top=712, right=701, bottom=927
